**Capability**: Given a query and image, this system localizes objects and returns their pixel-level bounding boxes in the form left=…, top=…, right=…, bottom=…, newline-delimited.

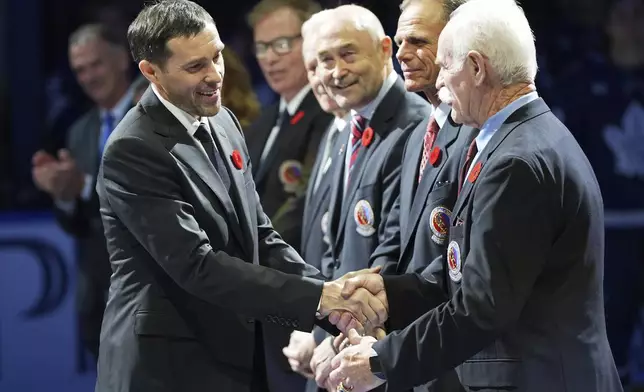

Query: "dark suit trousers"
left=252, top=325, right=271, bottom=392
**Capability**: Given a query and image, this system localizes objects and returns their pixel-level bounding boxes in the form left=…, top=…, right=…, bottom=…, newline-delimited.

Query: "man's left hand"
left=329, top=329, right=385, bottom=392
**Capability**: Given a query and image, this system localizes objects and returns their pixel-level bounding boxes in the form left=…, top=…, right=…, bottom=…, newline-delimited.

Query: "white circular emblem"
left=321, top=211, right=331, bottom=245
left=278, top=160, right=303, bottom=193
left=447, top=240, right=462, bottom=282
left=429, top=206, right=451, bottom=244
left=353, top=200, right=376, bottom=237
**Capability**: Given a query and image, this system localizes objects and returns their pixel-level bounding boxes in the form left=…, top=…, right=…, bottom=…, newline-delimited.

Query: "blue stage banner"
left=0, top=213, right=95, bottom=392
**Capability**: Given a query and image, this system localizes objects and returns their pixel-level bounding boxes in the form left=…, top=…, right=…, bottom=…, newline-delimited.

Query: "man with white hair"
left=302, top=4, right=429, bottom=390
left=326, top=1, right=624, bottom=391
left=281, top=12, right=350, bottom=391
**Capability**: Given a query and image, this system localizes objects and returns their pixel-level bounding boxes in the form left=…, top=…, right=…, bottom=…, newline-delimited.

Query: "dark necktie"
left=418, top=116, right=440, bottom=183
left=347, top=114, right=367, bottom=186
left=458, top=138, right=478, bottom=193
left=194, top=124, right=231, bottom=191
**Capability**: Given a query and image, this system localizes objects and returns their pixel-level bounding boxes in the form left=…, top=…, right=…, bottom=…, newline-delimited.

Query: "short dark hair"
left=127, top=0, right=214, bottom=66
left=400, top=0, right=469, bottom=21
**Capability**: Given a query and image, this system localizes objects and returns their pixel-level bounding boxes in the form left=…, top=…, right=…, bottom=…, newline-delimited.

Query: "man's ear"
left=139, top=60, right=160, bottom=85
left=467, top=50, right=487, bottom=87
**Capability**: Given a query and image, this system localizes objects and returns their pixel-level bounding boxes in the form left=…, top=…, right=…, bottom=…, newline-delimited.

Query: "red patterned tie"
left=458, top=138, right=478, bottom=193
left=418, top=116, right=440, bottom=183
left=347, top=114, right=366, bottom=185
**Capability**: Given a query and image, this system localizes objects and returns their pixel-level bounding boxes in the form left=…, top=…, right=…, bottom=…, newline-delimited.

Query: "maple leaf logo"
left=603, top=101, right=644, bottom=180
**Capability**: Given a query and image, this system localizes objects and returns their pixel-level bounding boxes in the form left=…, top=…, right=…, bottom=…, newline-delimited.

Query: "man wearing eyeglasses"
left=246, top=1, right=335, bottom=391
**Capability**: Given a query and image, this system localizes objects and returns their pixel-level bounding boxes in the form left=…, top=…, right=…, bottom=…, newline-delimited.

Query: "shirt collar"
left=432, top=102, right=451, bottom=128
left=475, top=91, right=539, bottom=152
left=279, top=85, right=313, bottom=115
left=350, top=71, right=399, bottom=121
left=151, top=84, right=210, bottom=136
left=333, top=114, right=349, bottom=132
left=100, top=83, right=135, bottom=121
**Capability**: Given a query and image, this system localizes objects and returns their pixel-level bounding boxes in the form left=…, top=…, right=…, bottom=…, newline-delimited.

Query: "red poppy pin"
left=231, top=150, right=243, bottom=170
left=468, top=162, right=482, bottom=183
left=290, top=110, right=305, bottom=125
left=362, top=127, right=374, bottom=147
left=429, top=146, right=442, bottom=166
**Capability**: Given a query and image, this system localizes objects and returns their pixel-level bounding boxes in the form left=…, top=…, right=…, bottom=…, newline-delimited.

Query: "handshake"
left=318, top=266, right=388, bottom=336
left=283, top=267, right=387, bottom=390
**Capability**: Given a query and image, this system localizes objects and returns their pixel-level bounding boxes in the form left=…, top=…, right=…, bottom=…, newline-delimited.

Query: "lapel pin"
left=429, top=146, right=442, bottom=166
left=468, top=162, right=482, bottom=183
left=231, top=150, right=243, bottom=170
left=290, top=110, right=305, bottom=125
left=362, top=127, right=374, bottom=147
left=339, top=143, right=346, bottom=155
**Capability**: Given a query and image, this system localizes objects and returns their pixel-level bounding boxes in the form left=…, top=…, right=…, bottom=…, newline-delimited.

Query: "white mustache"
left=438, top=87, right=453, bottom=104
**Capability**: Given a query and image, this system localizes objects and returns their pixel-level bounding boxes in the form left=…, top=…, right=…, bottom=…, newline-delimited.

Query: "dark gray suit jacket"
left=55, top=109, right=112, bottom=287
left=302, top=121, right=346, bottom=278
left=371, top=114, right=475, bottom=392
left=373, top=98, right=623, bottom=392
left=95, top=88, right=327, bottom=392
left=325, top=77, right=429, bottom=279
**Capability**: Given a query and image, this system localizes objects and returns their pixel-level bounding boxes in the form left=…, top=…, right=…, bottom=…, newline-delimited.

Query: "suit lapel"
left=255, top=91, right=319, bottom=186
left=399, top=120, right=427, bottom=231
left=302, top=119, right=337, bottom=245
left=452, top=98, right=551, bottom=219
left=249, top=105, right=278, bottom=178
left=334, top=78, right=407, bottom=249
left=209, top=118, right=254, bottom=250
left=399, top=119, right=461, bottom=264
left=327, top=136, right=348, bottom=254
left=140, top=89, right=247, bottom=251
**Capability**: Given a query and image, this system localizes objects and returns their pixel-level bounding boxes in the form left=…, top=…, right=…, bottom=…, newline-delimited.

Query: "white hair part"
left=445, top=0, right=537, bottom=85
left=328, top=4, right=386, bottom=44
left=301, top=9, right=334, bottom=61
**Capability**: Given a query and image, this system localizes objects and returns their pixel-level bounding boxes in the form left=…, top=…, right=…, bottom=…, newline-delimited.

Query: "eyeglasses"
left=254, top=35, right=302, bottom=58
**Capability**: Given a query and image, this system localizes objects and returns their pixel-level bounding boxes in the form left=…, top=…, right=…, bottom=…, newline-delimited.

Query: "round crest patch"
left=353, top=199, right=376, bottom=236
left=321, top=211, right=331, bottom=245
left=278, top=160, right=303, bottom=193
left=447, top=240, right=462, bottom=282
left=429, top=206, right=451, bottom=244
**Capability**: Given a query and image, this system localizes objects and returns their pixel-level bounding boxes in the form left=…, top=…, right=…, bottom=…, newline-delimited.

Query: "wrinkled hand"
left=329, top=329, right=385, bottom=392
left=332, top=326, right=386, bottom=356
left=319, top=267, right=386, bottom=334
left=327, top=273, right=388, bottom=334
left=282, top=331, right=316, bottom=379
left=309, top=336, right=337, bottom=388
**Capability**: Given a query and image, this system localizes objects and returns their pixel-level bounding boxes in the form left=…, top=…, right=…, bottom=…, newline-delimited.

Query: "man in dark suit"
left=328, top=1, right=624, bottom=391
left=31, top=23, right=133, bottom=360
left=369, top=1, right=473, bottom=389
left=281, top=15, right=350, bottom=388
left=94, top=1, right=387, bottom=391
left=301, top=5, right=429, bottom=389
left=246, top=0, right=331, bottom=254
left=246, top=3, right=335, bottom=389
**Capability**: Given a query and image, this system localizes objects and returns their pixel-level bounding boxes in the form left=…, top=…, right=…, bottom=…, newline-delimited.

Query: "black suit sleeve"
left=370, top=194, right=401, bottom=274
left=373, top=156, right=554, bottom=391
left=53, top=199, right=92, bottom=236
left=100, top=135, right=323, bottom=332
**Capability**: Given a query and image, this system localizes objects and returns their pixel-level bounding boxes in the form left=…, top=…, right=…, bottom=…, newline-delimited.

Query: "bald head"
left=310, top=5, right=394, bottom=110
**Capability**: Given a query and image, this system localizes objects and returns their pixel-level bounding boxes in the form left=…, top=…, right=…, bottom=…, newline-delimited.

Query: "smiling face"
left=394, top=0, right=447, bottom=96
left=303, top=48, right=340, bottom=114
left=435, top=29, right=481, bottom=126
left=253, top=7, right=308, bottom=100
left=315, top=21, right=391, bottom=110
left=141, top=23, right=225, bottom=117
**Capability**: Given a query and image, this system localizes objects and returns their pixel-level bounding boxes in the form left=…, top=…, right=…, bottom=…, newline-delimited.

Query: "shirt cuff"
left=80, top=174, right=94, bottom=201
left=55, top=199, right=77, bottom=215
